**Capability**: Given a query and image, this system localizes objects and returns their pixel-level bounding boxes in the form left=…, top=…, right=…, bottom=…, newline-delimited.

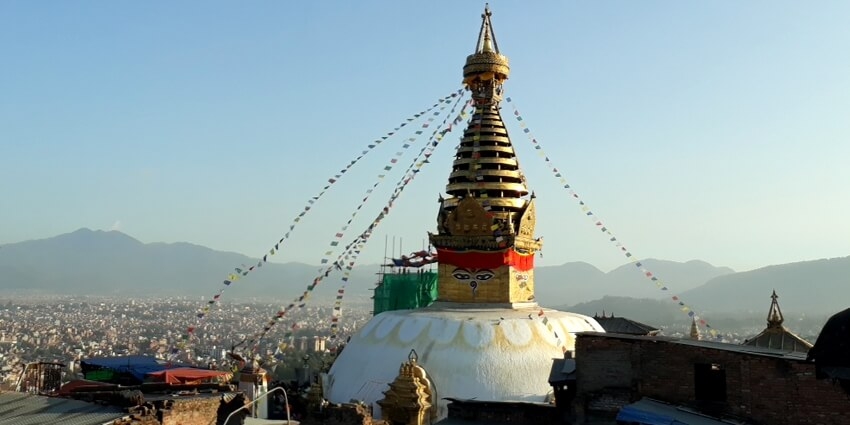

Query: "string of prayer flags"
left=330, top=247, right=362, bottom=339
left=327, top=97, right=473, bottom=340
left=534, top=308, right=567, bottom=353
left=505, top=97, right=720, bottom=340
left=313, top=95, right=461, bottom=270
left=328, top=99, right=471, bottom=339
left=172, top=89, right=464, bottom=359
left=245, top=97, right=472, bottom=354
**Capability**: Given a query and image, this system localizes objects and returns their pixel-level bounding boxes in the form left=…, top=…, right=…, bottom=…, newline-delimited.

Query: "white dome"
left=327, top=304, right=604, bottom=418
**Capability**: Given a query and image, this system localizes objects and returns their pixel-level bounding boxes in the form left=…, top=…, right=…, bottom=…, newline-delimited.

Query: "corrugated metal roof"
left=577, top=332, right=809, bottom=361
left=742, top=327, right=812, bottom=353
left=0, top=392, right=125, bottom=425
left=593, top=316, right=659, bottom=335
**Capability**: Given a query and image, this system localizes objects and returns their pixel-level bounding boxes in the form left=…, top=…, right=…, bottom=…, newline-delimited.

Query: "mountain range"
left=1, top=229, right=848, bottom=316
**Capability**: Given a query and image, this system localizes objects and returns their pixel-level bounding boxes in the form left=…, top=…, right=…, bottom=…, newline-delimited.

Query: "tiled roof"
left=0, top=392, right=125, bottom=425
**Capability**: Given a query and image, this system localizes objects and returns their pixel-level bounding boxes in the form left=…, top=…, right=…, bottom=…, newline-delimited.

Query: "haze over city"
left=2, top=0, right=849, bottom=277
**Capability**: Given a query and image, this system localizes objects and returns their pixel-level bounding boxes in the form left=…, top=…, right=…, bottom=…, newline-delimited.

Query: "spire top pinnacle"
left=767, top=290, right=784, bottom=327
left=476, top=3, right=499, bottom=54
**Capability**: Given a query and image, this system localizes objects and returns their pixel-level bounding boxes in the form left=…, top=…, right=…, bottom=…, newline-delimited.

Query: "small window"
left=694, top=363, right=726, bottom=402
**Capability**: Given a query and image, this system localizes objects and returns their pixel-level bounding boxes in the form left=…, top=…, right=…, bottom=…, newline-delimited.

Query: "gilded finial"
left=767, top=290, right=784, bottom=327
left=690, top=317, right=701, bottom=340
left=464, top=4, right=509, bottom=84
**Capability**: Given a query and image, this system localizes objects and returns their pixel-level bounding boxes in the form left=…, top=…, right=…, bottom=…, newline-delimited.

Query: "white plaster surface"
left=326, top=305, right=604, bottom=418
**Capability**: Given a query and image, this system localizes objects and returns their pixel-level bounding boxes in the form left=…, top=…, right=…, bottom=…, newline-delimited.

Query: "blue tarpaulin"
left=80, top=355, right=189, bottom=382
left=616, top=398, right=737, bottom=425
left=617, top=404, right=682, bottom=424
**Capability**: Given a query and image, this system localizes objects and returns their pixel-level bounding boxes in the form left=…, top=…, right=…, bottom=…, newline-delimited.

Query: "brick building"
left=575, top=332, right=850, bottom=425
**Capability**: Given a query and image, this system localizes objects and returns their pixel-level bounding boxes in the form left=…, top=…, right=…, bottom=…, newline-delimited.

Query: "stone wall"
left=301, top=403, right=388, bottom=425
left=108, top=393, right=246, bottom=425
left=575, top=333, right=850, bottom=425
left=158, top=397, right=222, bottom=425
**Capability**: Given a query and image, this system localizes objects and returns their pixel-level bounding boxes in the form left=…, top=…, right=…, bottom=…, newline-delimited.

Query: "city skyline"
left=2, top=1, right=849, bottom=275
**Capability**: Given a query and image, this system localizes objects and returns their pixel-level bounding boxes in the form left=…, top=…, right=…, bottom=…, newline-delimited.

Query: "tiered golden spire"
left=432, top=4, right=538, bottom=253
left=429, top=6, right=540, bottom=305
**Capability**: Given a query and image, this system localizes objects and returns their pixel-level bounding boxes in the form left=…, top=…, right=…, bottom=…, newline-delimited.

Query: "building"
left=806, top=307, right=850, bottom=388
left=574, top=331, right=850, bottom=425
left=742, top=290, right=812, bottom=353
left=326, top=6, right=604, bottom=420
left=297, top=336, right=309, bottom=352
left=312, top=336, right=326, bottom=353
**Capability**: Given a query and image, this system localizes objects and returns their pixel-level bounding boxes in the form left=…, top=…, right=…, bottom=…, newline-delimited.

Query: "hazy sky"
left=2, top=1, right=849, bottom=275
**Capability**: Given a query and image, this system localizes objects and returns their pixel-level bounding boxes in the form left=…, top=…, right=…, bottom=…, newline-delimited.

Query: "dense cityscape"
left=1, top=291, right=830, bottom=392
left=0, top=295, right=374, bottom=388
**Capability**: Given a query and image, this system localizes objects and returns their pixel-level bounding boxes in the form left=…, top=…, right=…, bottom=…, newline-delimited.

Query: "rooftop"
left=0, top=391, right=125, bottom=425
left=591, top=313, right=660, bottom=335
left=578, top=331, right=809, bottom=361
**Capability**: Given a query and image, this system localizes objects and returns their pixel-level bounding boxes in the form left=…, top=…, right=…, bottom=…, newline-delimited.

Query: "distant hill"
left=0, top=228, right=379, bottom=303
left=6, top=229, right=844, bottom=317
left=681, top=256, right=850, bottom=315
left=0, top=229, right=735, bottom=306
left=554, top=296, right=683, bottom=327
left=553, top=256, right=850, bottom=333
left=534, top=258, right=734, bottom=306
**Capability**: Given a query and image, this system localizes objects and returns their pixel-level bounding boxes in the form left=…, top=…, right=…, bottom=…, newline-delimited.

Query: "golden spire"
left=429, top=6, right=540, bottom=305
left=434, top=4, right=533, bottom=244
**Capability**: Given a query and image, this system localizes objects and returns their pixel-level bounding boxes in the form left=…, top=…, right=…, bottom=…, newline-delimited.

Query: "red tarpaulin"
left=146, top=368, right=230, bottom=385
left=436, top=248, right=534, bottom=271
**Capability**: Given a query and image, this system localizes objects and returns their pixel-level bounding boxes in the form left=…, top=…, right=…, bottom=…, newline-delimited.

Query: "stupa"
left=326, top=6, right=604, bottom=418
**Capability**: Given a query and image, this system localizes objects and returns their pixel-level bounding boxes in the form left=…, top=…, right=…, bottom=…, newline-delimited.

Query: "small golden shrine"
left=429, top=4, right=542, bottom=305
left=377, top=350, right=434, bottom=425
left=742, top=290, right=812, bottom=353
left=690, top=317, right=701, bottom=340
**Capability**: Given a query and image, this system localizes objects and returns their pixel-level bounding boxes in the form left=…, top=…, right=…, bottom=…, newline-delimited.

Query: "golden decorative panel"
left=444, top=197, right=494, bottom=236
left=517, top=198, right=536, bottom=239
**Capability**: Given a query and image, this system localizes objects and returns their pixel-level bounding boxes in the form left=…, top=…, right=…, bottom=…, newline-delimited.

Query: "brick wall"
left=110, top=394, right=243, bottom=425
left=575, top=334, right=850, bottom=425
left=445, top=399, right=560, bottom=424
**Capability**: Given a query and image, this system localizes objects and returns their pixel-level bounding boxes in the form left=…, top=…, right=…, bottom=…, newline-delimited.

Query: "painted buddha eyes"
left=451, top=268, right=494, bottom=282
left=452, top=271, right=471, bottom=280
left=451, top=268, right=495, bottom=296
left=475, top=271, right=494, bottom=281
